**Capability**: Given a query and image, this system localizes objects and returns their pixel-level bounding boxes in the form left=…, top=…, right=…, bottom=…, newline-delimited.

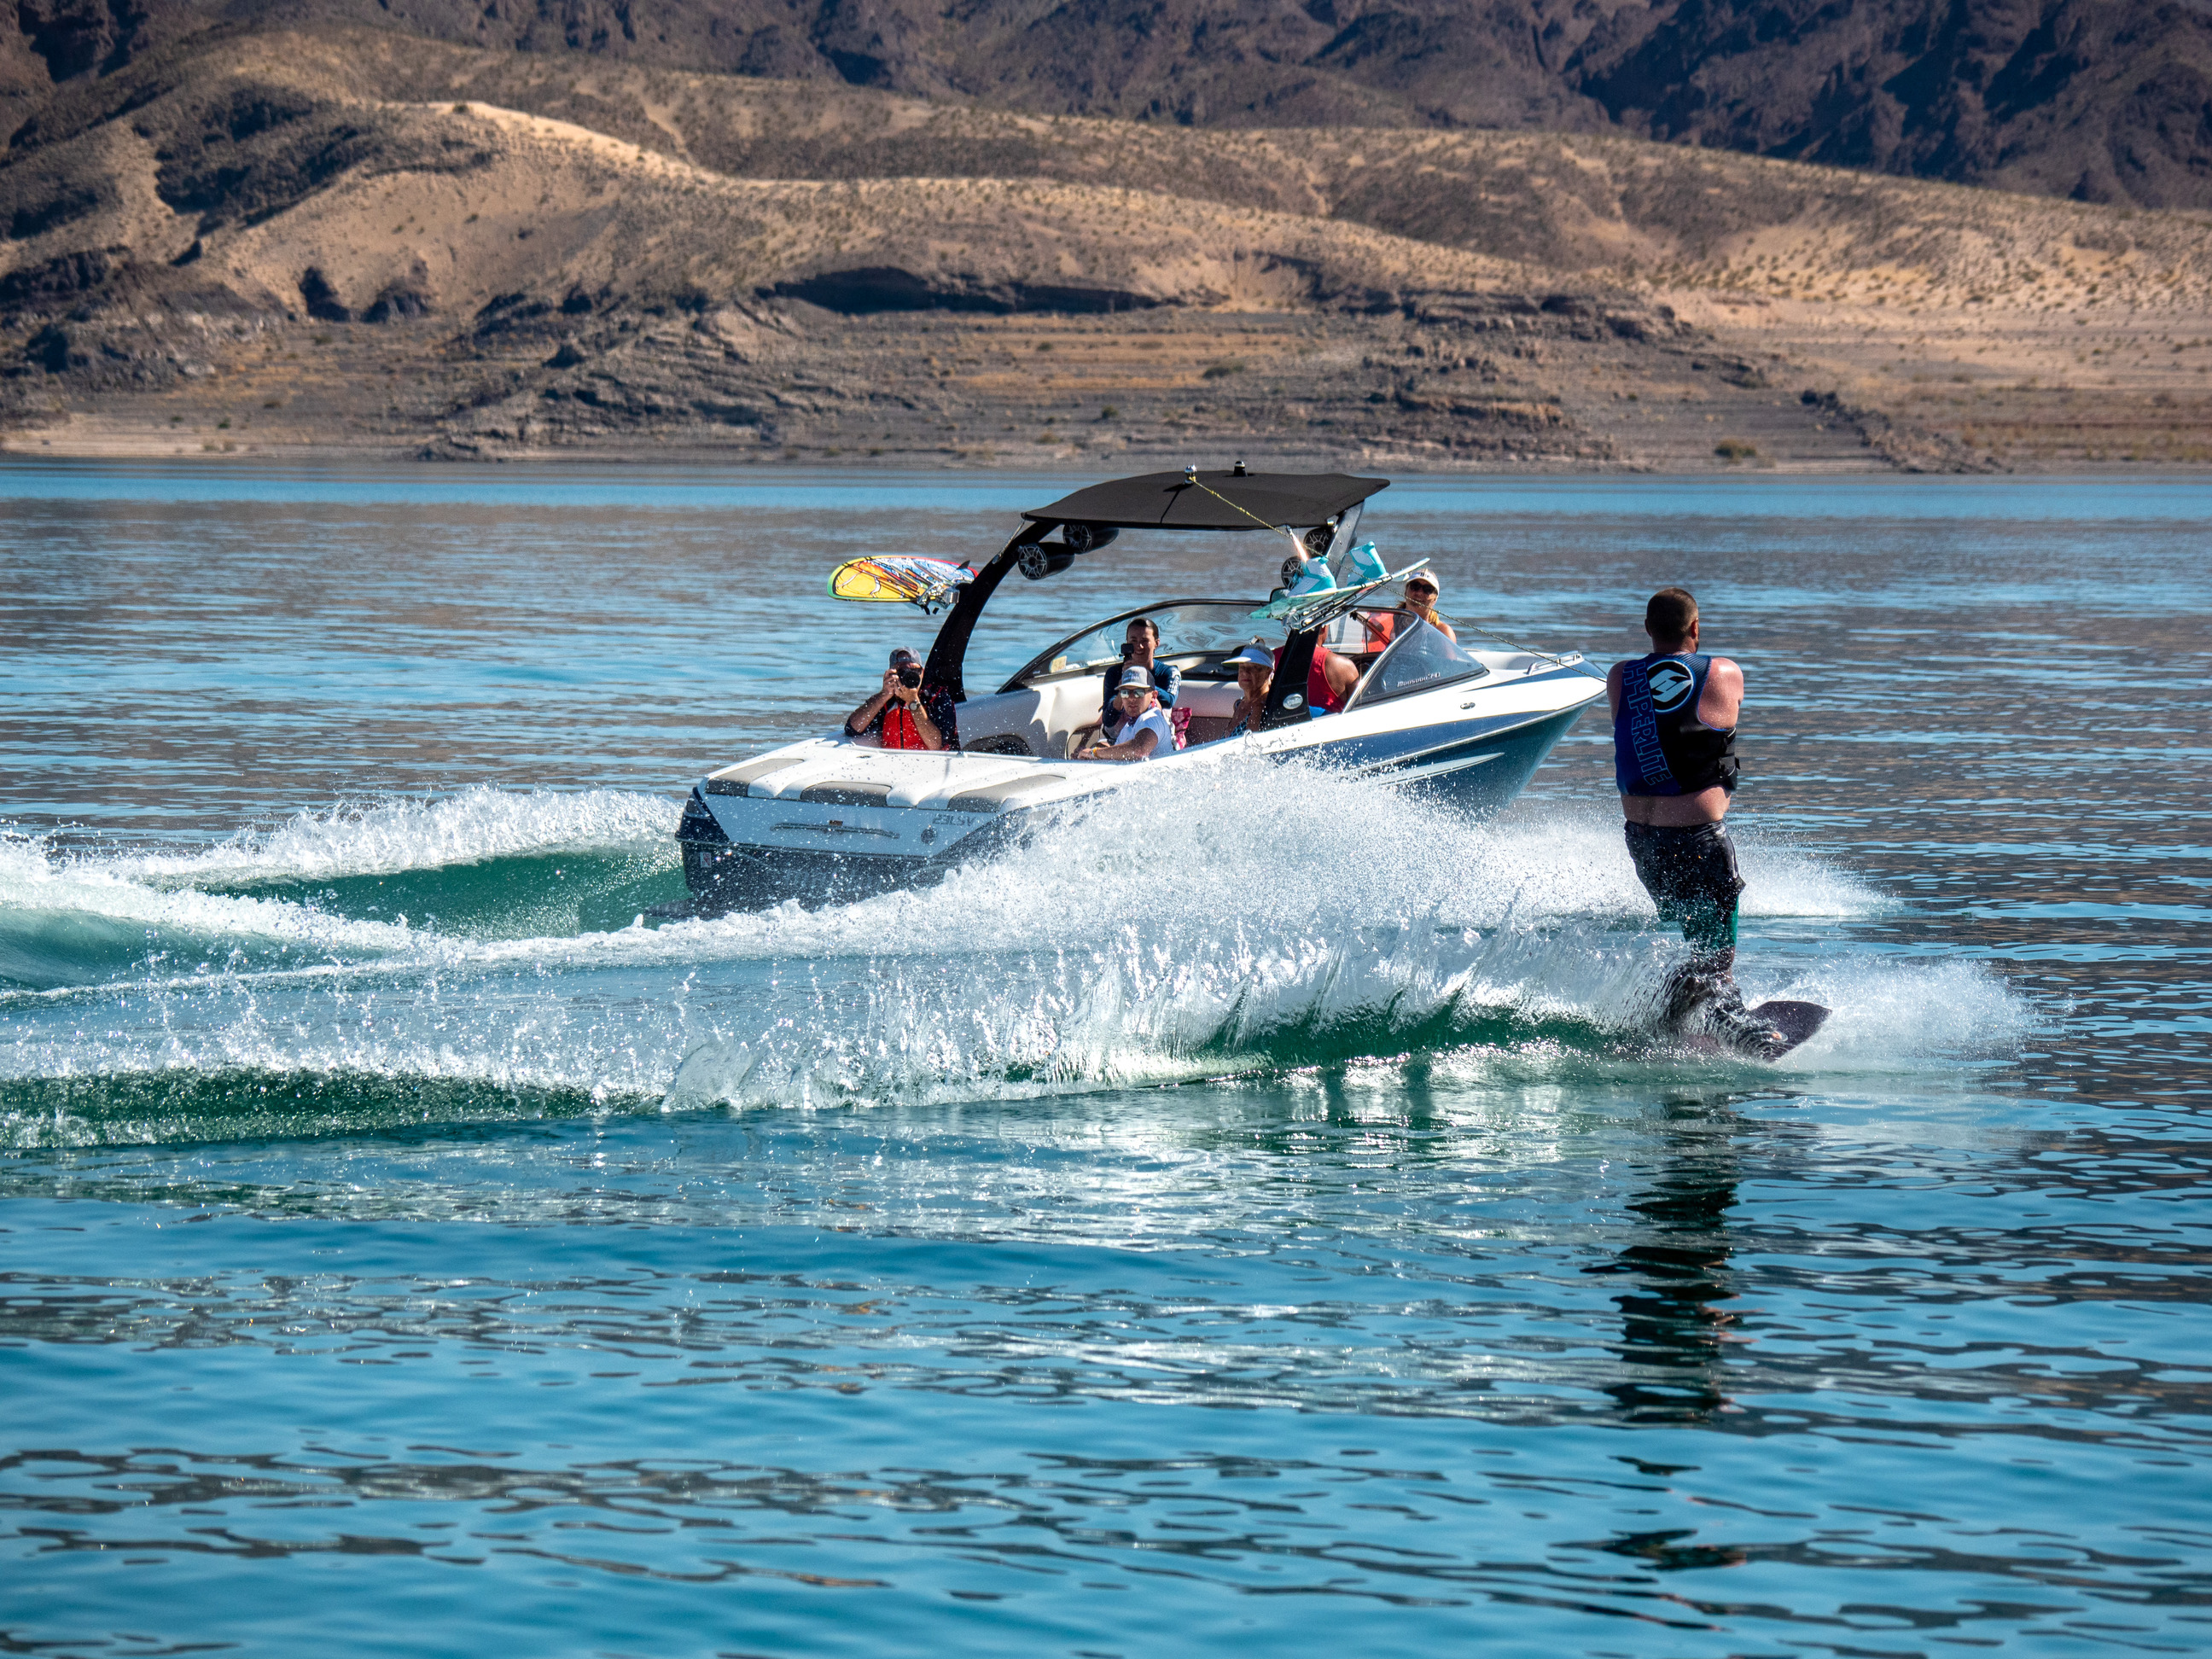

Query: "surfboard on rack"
left=828, top=556, right=974, bottom=613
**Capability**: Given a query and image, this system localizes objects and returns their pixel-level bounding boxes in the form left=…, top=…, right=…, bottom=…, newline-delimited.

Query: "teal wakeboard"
left=1252, top=559, right=1434, bottom=628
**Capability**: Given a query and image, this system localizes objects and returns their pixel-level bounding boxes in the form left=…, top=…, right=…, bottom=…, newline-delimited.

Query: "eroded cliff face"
left=2, top=25, right=2209, bottom=469
left=3, top=0, right=2211, bottom=207
left=1565, top=0, right=2212, bottom=211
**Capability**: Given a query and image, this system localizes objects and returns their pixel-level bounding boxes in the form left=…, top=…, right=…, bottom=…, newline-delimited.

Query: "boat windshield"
left=1007, top=602, right=1278, bottom=688
left=1343, top=616, right=1489, bottom=709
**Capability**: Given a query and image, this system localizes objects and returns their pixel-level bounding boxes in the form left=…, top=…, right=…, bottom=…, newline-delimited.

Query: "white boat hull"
left=678, top=655, right=1604, bottom=911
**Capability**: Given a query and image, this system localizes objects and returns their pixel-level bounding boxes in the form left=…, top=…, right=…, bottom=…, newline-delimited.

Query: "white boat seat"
left=946, top=774, right=1067, bottom=813
left=706, top=754, right=810, bottom=796
left=797, top=781, right=895, bottom=806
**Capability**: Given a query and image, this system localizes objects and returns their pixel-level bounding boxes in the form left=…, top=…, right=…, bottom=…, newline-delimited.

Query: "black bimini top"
left=1022, top=469, right=1388, bottom=532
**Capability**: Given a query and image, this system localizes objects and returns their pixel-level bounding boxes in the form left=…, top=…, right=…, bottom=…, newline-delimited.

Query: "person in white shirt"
left=1084, top=665, right=1174, bottom=761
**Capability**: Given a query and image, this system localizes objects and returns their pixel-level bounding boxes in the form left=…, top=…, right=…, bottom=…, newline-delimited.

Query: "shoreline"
left=8, top=428, right=2211, bottom=474
left=12, top=291, right=2209, bottom=476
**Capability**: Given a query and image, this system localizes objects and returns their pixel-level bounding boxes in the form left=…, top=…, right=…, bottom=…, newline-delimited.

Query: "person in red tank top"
left=1272, top=641, right=1361, bottom=714
left=844, top=646, right=959, bottom=750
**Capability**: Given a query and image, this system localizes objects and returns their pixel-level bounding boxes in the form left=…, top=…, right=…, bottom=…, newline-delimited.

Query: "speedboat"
left=676, top=468, right=1607, bottom=911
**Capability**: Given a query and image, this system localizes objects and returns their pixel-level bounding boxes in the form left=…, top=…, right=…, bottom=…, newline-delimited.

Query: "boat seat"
left=1182, top=714, right=1237, bottom=746
left=798, top=781, right=894, bottom=806
left=946, top=774, right=1067, bottom=813
left=706, top=754, right=810, bottom=796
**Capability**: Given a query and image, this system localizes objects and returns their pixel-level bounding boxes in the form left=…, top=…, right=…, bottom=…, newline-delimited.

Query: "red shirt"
left=851, top=684, right=960, bottom=749
left=882, top=703, right=928, bottom=749
left=1273, top=645, right=1348, bottom=714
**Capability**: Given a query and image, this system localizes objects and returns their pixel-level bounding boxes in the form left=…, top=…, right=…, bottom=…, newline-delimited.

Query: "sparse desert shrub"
left=1202, top=358, right=1246, bottom=379
left=1714, top=439, right=1758, bottom=461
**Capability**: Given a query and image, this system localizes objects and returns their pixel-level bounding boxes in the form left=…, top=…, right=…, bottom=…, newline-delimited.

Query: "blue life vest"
left=1614, top=651, right=1739, bottom=797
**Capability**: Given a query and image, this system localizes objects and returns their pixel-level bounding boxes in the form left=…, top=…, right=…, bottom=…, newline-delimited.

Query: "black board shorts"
left=1623, top=819, right=1746, bottom=955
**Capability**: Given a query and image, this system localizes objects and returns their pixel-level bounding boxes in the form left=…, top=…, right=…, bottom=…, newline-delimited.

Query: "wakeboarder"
left=1610, top=587, right=1825, bottom=1059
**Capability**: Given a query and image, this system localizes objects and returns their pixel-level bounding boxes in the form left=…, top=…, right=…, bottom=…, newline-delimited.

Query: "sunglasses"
left=1116, top=688, right=1150, bottom=700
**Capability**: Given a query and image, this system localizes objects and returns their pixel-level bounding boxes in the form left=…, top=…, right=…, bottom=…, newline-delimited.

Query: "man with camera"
left=846, top=646, right=958, bottom=751
left=1098, top=617, right=1181, bottom=727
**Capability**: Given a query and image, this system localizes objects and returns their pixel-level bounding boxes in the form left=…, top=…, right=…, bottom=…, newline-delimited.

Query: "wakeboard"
left=828, top=556, right=974, bottom=614
left=1252, top=558, right=1433, bottom=628
left=1732, top=999, right=1831, bottom=1060
left=1669, top=996, right=1831, bottom=1062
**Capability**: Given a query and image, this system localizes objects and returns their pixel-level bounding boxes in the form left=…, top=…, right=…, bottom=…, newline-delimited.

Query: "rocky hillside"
left=3, top=26, right=2209, bottom=471
left=3, top=0, right=2209, bottom=209
left=14, top=26, right=2211, bottom=323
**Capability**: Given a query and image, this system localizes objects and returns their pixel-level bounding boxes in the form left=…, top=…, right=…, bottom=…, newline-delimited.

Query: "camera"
left=897, top=665, right=923, bottom=689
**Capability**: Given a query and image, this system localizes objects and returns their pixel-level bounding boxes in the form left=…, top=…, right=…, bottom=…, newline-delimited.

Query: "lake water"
left=3, top=465, right=2208, bottom=1657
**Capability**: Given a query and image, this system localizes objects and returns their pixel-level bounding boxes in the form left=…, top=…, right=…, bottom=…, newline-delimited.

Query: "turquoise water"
left=3, top=465, right=2208, bottom=1656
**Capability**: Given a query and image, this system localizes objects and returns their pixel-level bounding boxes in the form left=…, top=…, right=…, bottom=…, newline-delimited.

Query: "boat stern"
left=676, top=740, right=1084, bottom=911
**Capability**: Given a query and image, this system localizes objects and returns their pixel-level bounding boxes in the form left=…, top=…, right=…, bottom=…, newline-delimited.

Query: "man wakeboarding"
left=1609, top=588, right=1825, bottom=1060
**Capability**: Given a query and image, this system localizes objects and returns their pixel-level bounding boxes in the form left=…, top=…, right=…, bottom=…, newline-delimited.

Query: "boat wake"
left=2, top=770, right=2030, bottom=1147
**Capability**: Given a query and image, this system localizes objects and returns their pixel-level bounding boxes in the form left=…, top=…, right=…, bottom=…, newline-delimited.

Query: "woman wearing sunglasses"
left=1400, top=572, right=1457, bottom=642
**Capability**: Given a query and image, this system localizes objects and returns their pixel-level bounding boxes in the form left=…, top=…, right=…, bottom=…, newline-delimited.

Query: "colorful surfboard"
left=828, top=556, right=974, bottom=613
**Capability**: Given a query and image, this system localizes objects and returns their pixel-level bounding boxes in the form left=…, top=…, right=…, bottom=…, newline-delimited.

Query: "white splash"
left=92, top=785, right=679, bottom=885
left=2, top=771, right=2020, bottom=1136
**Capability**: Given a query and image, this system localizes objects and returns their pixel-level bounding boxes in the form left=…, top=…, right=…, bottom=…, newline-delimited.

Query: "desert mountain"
left=5, top=0, right=2210, bottom=209
left=4, top=25, right=2209, bottom=471
left=14, top=26, right=2210, bottom=321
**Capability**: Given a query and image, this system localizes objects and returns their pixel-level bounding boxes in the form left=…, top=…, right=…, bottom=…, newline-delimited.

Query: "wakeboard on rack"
left=1253, top=558, right=1434, bottom=629
left=828, top=556, right=974, bottom=614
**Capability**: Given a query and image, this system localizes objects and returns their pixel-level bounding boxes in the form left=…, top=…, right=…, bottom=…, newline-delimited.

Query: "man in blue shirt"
left=1098, top=617, right=1180, bottom=725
